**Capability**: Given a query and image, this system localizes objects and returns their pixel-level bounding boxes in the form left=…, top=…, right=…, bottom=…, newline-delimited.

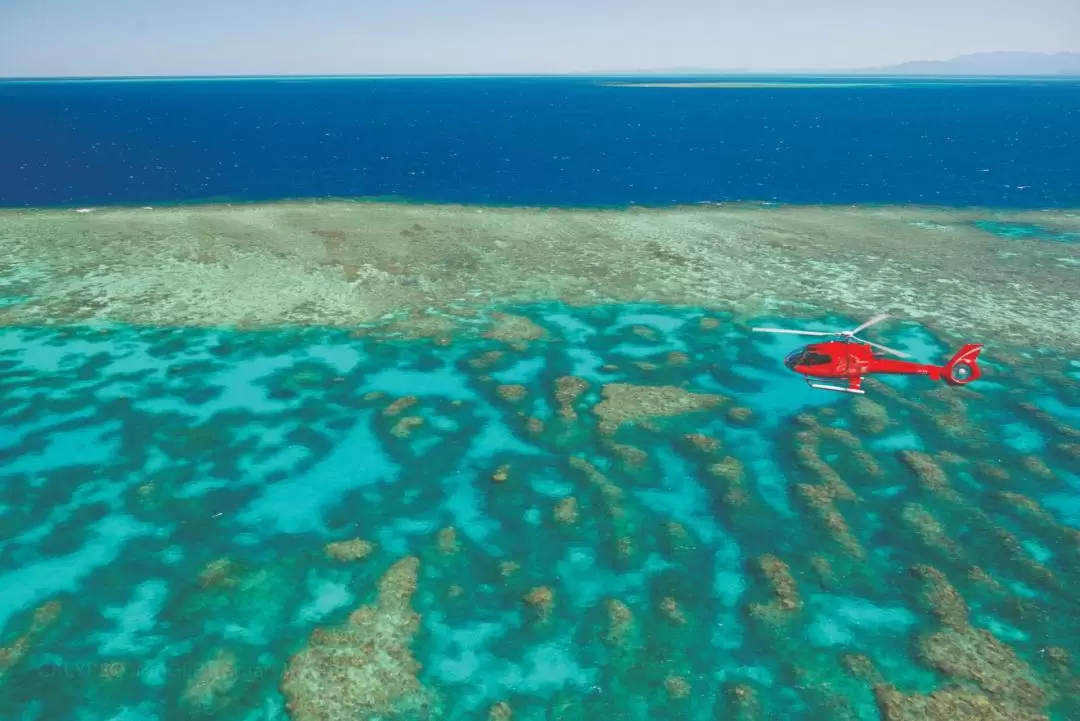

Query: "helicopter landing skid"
left=809, top=383, right=865, bottom=395
left=804, top=376, right=865, bottom=394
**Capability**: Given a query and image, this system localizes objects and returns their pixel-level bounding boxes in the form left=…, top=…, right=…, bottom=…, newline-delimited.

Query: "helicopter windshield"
left=785, top=349, right=831, bottom=368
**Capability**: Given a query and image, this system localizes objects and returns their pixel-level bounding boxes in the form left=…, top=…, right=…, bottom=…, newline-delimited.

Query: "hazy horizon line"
left=3, top=70, right=1079, bottom=82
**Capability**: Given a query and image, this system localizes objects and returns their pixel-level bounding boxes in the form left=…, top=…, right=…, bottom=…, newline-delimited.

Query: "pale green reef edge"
left=1, top=200, right=1078, bottom=353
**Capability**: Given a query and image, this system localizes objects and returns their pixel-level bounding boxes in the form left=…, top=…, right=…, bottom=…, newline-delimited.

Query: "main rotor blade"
left=859, top=338, right=911, bottom=358
left=751, top=327, right=835, bottom=336
left=849, top=313, right=890, bottom=336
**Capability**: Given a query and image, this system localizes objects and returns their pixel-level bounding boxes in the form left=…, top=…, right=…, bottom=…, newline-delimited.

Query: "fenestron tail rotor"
left=752, top=314, right=911, bottom=358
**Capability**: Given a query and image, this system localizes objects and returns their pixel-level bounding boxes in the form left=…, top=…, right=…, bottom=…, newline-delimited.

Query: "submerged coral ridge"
left=0, top=300, right=1077, bottom=720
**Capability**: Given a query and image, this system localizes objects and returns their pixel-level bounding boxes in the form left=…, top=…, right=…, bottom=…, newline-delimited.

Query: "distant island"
left=612, top=51, right=1080, bottom=77
left=860, top=50, right=1080, bottom=76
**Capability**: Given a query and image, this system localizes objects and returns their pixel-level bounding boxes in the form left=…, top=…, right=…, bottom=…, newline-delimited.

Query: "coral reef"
left=383, top=396, right=418, bottom=417
left=901, top=503, right=963, bottom=558
left=664, top=674, right=691, bottom=699
left=795, top=483, right=865, bottom=559
left=720, top=683, right=763, bottom=721
left=554, top=376, right=589, bottom=421
left=324, top=539, right=376, bottom=562
left=604, top=441, right=648, bottom=468
left=5, top=202, right=1079, bottom=352
left=484, top=313, right=547, bottom=342
left=810, top=554, right=838, bottom=590
left=468, top=350, right=503, bottom=369
left=898, top=565, right=1051, bottom=718
left=554, top=497, right=579, bottom=525
left=919, top=628, right=1045, bottom=708
left=281, top=557, right=437, bottom=721
left=198, top=558, right=243, bottom=589
left=391, top=416, right=425, bottom=438
left=496, top=384, right=527, bottom=402
left=436, top=527, right=460, bottom=555
left=898, top=451, right=961, bottom=502
left=708, top=456, right=749, bottom=506
left=1018, top=402, right=1080, bottom=440
left=604, top=598, right=636, bottom=646
left=1021, top=456, right=1055, bottom=480
left=659, top=596, right=688, bottom=626
left=523, top=586, right=555, bottom=621
left=180, top=649, right=240, bottom=713
left=852, top=397, right=890, bottom=434
left=568, top=457, right=625, bottom=513
left=0, top=601, right=62, bottom=681
left=997, top=492, right=1053, bottom=522
left=592, top=383, right=725, bottom=433
left=727, top=406, right=754, bottom=424
left=680, top=433, right=722, bottom=454
left=488, top=701, right=513, bottom=721
left=793, top=425, right=857, bottom=500
left=873, top=685, right=1047, bottom=721
left=749, top=554, right=802, bottom=625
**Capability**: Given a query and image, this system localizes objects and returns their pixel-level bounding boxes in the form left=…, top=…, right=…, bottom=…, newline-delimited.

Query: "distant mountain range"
left=860, top=51, right=1080, bottom=76
left=611, top=52, right=1080, bottom=77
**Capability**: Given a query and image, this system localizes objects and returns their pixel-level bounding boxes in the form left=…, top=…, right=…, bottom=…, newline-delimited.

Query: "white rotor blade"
left=849, top=313, right=890, bottom=336
left=751, top=327, right=835, bottom=336
left=859, top=338, right=911, bottom=358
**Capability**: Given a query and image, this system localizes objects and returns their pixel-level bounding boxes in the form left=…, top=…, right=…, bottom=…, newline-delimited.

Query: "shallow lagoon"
left=1, top=301, right=1078, bottom=721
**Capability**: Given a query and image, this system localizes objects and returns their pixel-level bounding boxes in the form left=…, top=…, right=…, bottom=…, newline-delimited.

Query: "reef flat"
left=1, top=201, right=1078, bottom=352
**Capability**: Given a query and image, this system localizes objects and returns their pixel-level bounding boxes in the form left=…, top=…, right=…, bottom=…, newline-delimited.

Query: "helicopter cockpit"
left=784, top=349, right=832, bottom=369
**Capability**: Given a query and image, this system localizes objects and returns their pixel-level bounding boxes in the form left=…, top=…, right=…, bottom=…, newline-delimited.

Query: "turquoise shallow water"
left=1, top=302, right=1079, bottom=720
left=972, top=221, right=1080, bottom=244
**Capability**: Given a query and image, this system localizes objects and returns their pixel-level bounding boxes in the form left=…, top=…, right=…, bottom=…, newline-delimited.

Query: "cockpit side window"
left=801, top=351, right=832, bottom=366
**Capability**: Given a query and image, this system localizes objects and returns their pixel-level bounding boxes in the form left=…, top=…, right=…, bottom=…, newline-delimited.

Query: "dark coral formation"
left=281, top=557, right=437, bottom=721
left=554, top=376, right=589, bottom=421
left=898, top=450, right=960, bottom=502
left=901, top=503, right=963, bottom=559
left=483, top=313, right=547, bottom=342
left=749, top=554, right=803, bottom=625
left=180, top=648, right=241, bottom=712
left=708, top=456, right=750, bottom=506
left=795, top=483, right=865, bottom=559
left=868, top=565, right=1055, bottom=720
left=0, top=601, right=62, bottom=681
left=324, top=538, right=376, bottom=562
left=592, top=383, right=725, bottom=434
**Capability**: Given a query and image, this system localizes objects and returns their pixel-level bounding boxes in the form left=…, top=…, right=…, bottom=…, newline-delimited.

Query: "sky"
left=1, top=0, right=1078, bottom=77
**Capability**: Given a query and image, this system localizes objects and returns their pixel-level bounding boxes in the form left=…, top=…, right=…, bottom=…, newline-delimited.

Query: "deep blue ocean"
left=0, top=75, right=1077, bottom=208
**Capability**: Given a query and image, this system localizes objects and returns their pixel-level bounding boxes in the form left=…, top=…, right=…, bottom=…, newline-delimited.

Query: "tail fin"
left=943, top=343, right=983, bottom=385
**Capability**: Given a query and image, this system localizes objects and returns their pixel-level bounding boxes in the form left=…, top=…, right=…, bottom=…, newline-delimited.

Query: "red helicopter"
left=752, top=314, right=983, bottom=394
